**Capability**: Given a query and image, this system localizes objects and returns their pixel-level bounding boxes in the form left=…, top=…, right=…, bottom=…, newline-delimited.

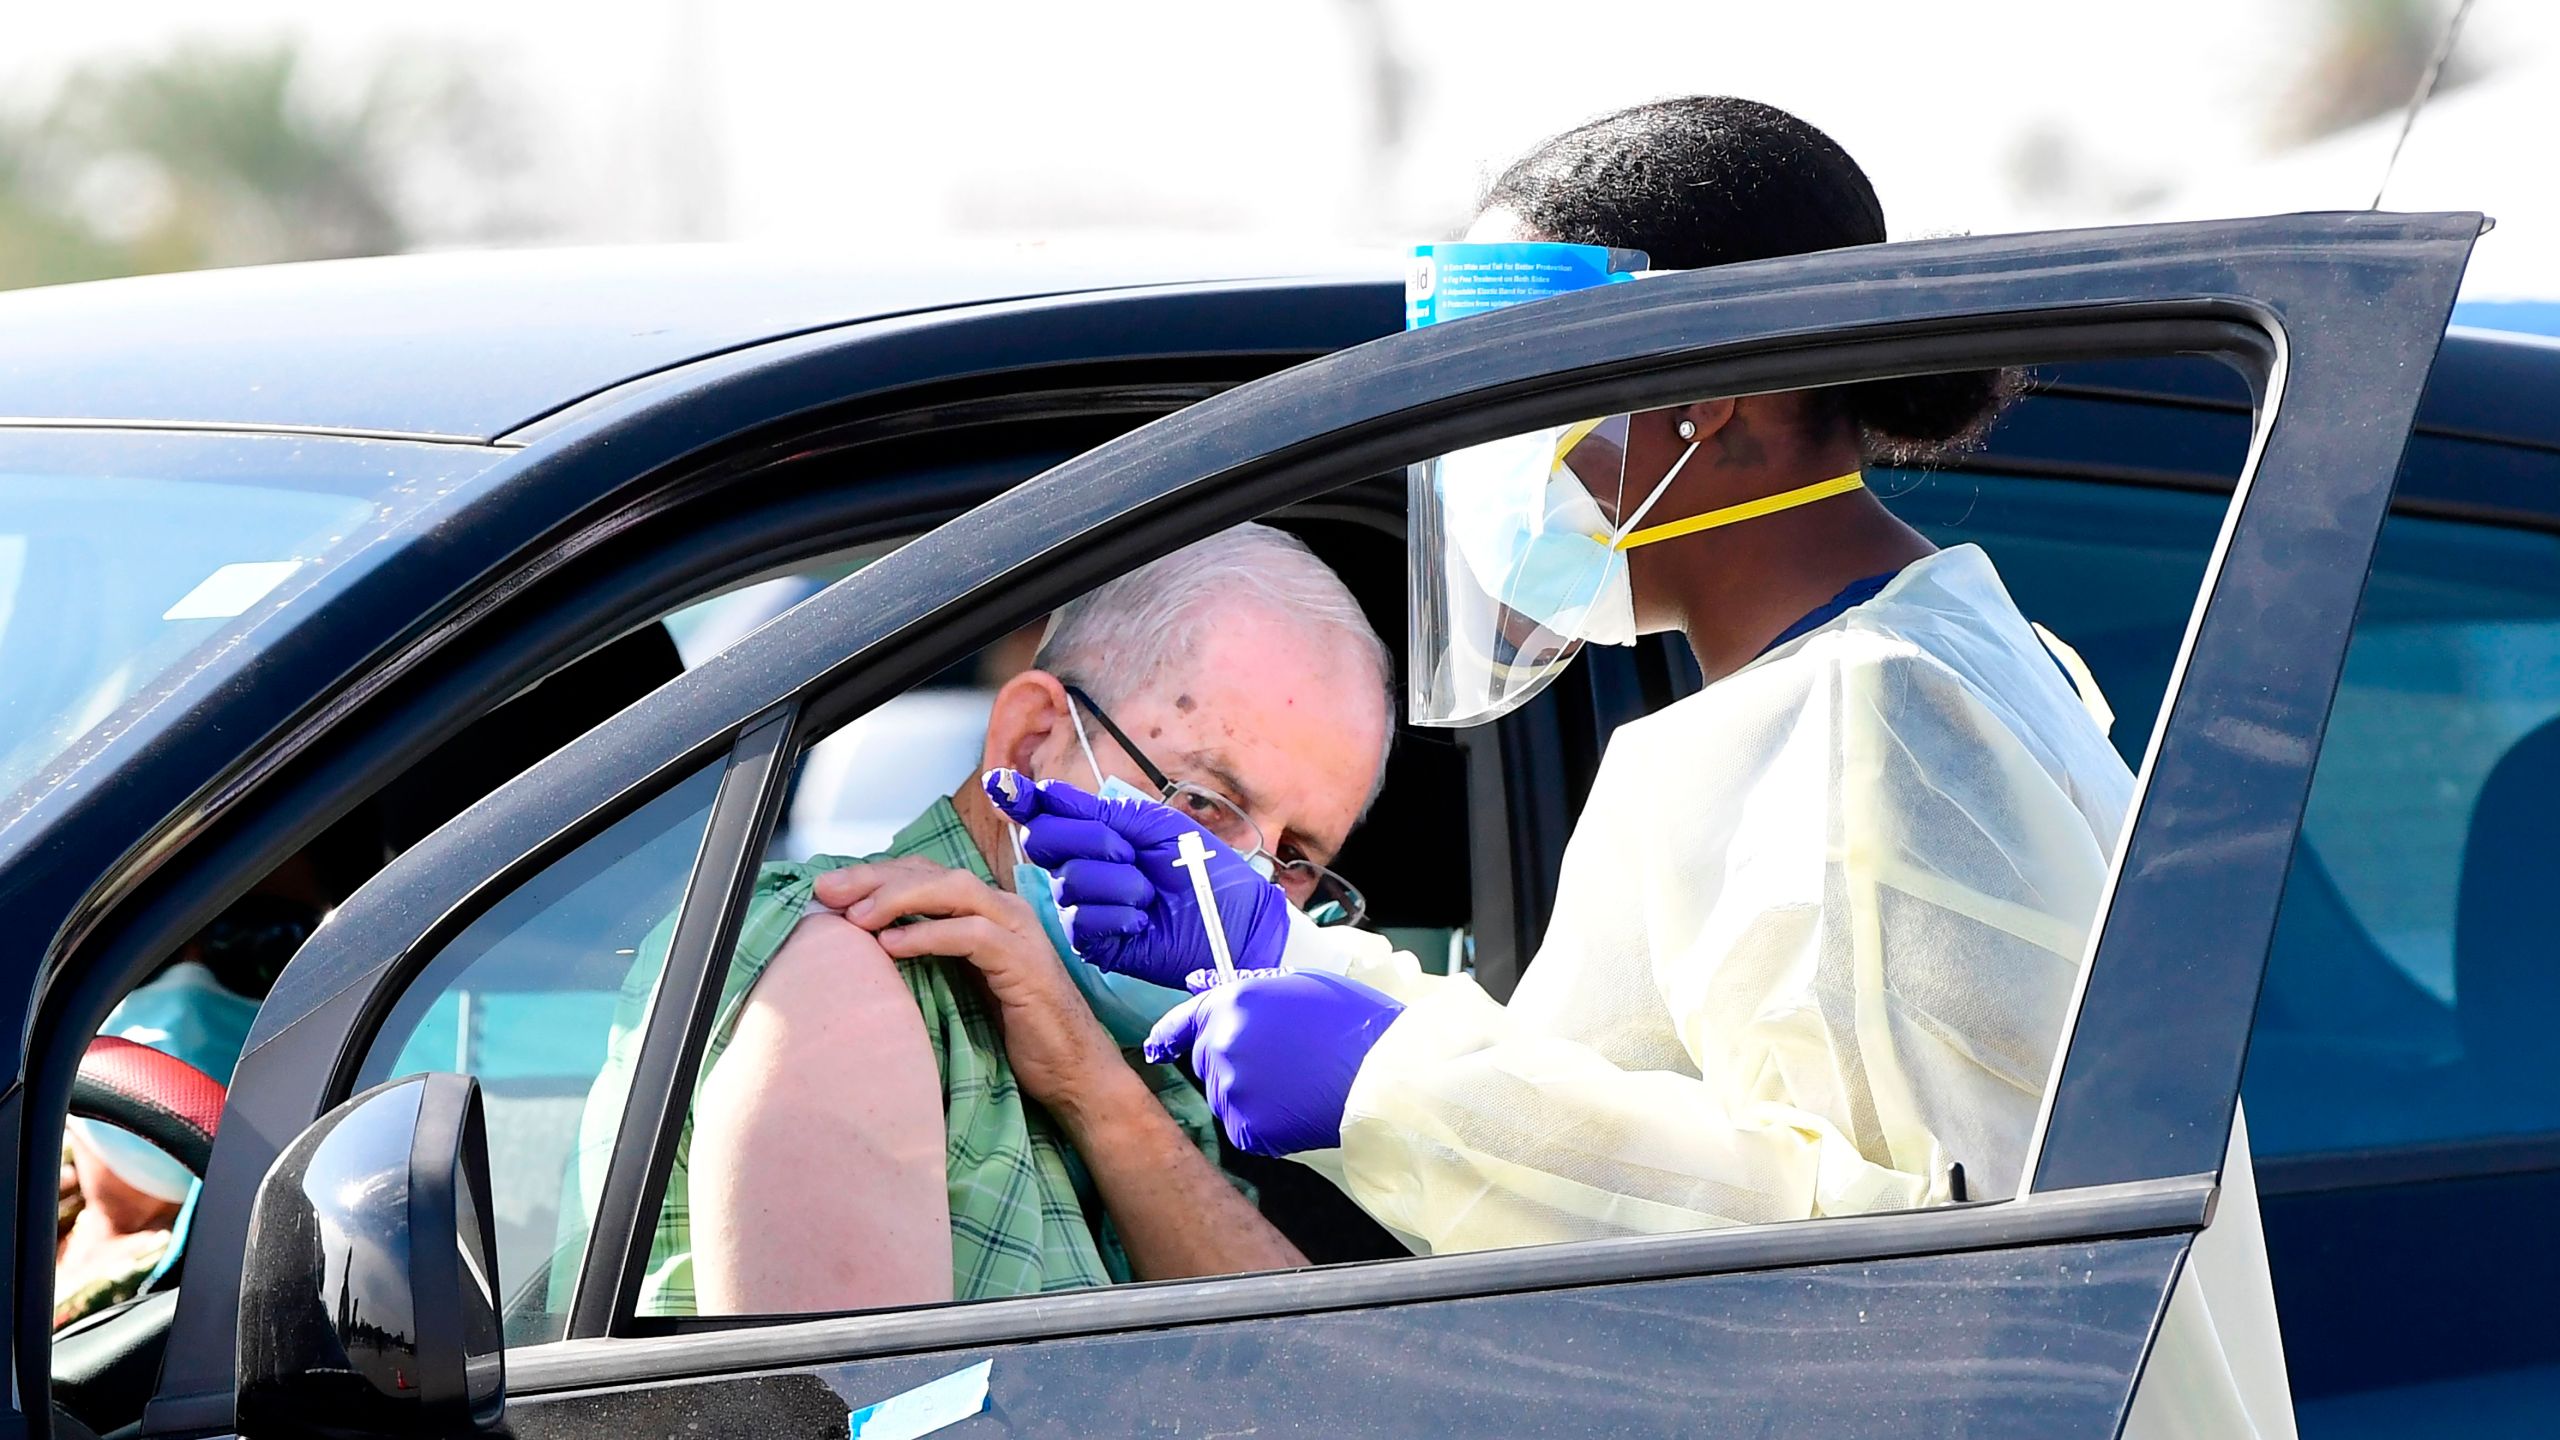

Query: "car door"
left=173, top=213, right=2475, bottom=1439
left=24, top=275, right=1396, bottom=1440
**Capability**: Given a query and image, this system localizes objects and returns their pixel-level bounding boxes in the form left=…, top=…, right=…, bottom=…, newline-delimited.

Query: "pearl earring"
left=1677, top=419, right=1698, bottom=441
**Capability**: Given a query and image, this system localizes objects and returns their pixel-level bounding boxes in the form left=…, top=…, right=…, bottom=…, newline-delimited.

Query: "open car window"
left=563, top=350, right=2253, bottom=1330
left=50, top=539, right=922, bottom=1318
left=352, top=763, right=724, bottom=1346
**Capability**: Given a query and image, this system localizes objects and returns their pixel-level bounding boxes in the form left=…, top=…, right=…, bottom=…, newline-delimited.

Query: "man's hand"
left=816, top=857, right=1135, bottom=1122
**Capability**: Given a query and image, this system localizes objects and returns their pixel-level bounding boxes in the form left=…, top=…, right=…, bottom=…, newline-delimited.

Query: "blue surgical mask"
left=70, top=961, right=258, bottom=1204
left=1436, top=417, right=1705, bottom=649
left=1011, top=854, right=1190, bottom=1046
left=1483, top=460, right=1638, bottom=645
left=1000, top=708, right=1205, bottom=1045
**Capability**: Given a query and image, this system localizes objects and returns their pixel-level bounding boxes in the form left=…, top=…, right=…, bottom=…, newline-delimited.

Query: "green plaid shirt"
left=570, top=797, right=1226, bottom=1315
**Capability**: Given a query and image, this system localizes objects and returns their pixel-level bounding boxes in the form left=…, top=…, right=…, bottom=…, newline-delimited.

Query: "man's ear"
left=983, top=669, right=1074, bottom=776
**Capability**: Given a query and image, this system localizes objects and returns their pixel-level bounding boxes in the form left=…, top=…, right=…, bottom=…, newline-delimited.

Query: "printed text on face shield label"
left=1405, top=242, right=1649, bottom=329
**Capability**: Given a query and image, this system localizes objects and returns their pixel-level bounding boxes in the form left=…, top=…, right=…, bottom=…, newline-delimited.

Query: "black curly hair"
left=1480, top=96, right=2012, bottom=464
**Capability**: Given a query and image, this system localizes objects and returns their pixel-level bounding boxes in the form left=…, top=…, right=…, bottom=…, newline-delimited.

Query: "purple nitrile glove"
left=1142, top=969, right=1406, bottom=1157
left=984, top=769, right=1292, bottom=991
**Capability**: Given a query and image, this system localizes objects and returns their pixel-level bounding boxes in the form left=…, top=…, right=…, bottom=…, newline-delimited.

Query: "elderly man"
left=598, top=522, right=1392, bottom=1315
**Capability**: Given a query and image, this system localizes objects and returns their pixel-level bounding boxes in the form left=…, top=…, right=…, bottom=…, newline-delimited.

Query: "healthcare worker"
left=996, top=96, right=2293, bottom=1437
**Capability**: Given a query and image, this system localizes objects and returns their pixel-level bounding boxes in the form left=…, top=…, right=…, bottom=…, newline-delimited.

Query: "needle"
left=1173, top=830, right=1237, bottom=982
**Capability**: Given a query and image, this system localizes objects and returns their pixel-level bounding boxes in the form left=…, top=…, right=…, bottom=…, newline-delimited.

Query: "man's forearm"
left=1050, top=1070, right=1308, bottom=1282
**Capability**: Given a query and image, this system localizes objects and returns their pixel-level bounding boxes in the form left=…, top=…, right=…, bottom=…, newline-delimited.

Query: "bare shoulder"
left=756, top=911, right=907, bottom=1007
left=712, top=913, right=927, bottom=1095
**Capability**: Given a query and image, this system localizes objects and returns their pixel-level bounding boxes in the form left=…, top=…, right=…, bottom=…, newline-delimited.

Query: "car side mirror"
left=236, top=1073, right=506, bottom=1440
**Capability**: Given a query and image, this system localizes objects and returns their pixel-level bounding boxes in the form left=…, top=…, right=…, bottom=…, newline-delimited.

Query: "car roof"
left=2453, top=298, right=2560, bottom=335
left=0, top=240, right=1397, bottom=444
left=2058, top=324, right=2560, bottom=460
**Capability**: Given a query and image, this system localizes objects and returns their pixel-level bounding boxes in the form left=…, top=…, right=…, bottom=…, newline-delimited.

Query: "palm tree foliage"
left=0, top=40, right=526, bottom=290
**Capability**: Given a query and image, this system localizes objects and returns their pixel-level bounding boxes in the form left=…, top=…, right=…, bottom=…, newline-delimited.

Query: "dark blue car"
left=9, top=213, right=2554, bottom=1438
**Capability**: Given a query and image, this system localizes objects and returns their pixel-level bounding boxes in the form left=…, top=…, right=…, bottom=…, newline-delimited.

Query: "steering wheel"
left=69, top=1036, right=225, bottom=1177
left=53, top=1039, right=227, bottom=1440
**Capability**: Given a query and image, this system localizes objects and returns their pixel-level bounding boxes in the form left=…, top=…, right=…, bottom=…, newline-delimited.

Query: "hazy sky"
left=10, top=0, right=2551, bottom=290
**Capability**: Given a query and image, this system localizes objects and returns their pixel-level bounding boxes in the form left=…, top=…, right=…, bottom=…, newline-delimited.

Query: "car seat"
left=2246, top=840, right=2465, bottom=1153
left=2455, top=713, right=2560, bottom=1125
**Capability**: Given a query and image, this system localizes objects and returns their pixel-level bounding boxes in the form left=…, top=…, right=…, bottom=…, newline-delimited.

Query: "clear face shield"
left=1409, top=414, right=1642, bottom=727
left=1407, top=410, right=1871, bottom=726
left=1405, top=241, right=1656, bottom=728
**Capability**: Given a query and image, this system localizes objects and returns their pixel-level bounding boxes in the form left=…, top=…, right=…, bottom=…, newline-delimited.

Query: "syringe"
left=1172, top=829, right=1238, bottom=982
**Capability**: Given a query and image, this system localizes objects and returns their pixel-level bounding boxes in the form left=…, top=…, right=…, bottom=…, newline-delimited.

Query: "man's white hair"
left=1034, top=522, right=1394, bottom=786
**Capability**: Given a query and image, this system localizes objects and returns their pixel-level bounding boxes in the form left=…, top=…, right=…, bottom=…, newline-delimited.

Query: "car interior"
left=747, top=499, right=1473, bottom=1271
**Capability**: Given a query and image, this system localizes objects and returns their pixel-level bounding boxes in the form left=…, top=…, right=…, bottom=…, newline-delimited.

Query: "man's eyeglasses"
left=1063, top=684, right=1367, bottom=928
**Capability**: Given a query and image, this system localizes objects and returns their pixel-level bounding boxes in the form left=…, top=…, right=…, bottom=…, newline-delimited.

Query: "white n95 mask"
left=1412, top=411, right=1866, bottom=727
left=1438, top=418, right=1645, bottom=649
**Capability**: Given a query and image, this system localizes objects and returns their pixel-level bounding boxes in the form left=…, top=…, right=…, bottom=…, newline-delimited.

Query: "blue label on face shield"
left=1407, top=242, right=1651, bottom=330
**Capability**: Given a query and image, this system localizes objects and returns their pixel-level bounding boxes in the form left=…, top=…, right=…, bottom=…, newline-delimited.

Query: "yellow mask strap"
left=1550, top=417, right=1609, bottom=470
left=1614, top=471, right=1866, bottom=552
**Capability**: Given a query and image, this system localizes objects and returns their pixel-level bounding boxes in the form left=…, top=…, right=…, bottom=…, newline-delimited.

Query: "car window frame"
left=165, top=215, right=2475, bottom=1408
left=84, top=480, right=981, bottom=1436
left=1527, top=371, right=2266, bottom=963
left=583, top=419, right=2247, bottom=1341
left=596, top=334, right=2284, bottom=1355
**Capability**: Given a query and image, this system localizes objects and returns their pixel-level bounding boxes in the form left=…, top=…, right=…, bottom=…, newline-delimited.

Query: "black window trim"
left=567, top=705, right=801, bottom=1334
left=1963, top=406, right=2560, bottom=543
left=2254, top=1131, right=2560, bottom=1196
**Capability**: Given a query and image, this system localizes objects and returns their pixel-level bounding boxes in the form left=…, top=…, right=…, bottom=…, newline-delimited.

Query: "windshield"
left=0, top=428, right=509, bottom=807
